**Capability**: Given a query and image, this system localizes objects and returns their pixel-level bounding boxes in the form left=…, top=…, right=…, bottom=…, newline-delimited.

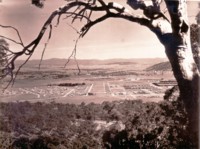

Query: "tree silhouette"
left=31, top=0, right=45, bottom=8
left=0, top=0, right=199, bottom=145
left=0, top=38, right=8, bottom=76
left=190, top=8, right=200, bottom=71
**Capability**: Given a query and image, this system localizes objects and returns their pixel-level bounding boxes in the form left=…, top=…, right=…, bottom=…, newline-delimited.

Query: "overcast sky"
left=0, top=0, right=199, bottom=60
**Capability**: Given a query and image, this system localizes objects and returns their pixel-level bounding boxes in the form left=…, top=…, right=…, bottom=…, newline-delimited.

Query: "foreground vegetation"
left=0, top=99, right=196, bottom=149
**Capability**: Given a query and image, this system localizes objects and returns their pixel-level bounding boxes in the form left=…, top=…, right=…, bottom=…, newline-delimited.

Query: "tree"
left=0, top=38, right=8, bottom=76
left=190, top=7, right=200, bottom=70
left=31, top=0, right=45, bottom=8
left=0, top=0, right=199, bottom=145
left=191, top=24, right=200, bottom=70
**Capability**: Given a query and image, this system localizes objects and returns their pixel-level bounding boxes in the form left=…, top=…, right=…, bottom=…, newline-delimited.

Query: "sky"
left=0, top=0, right=199, bottom=60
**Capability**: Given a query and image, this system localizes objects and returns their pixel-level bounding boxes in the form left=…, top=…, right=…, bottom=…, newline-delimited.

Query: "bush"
left=0, top=99, right=195, bottom=149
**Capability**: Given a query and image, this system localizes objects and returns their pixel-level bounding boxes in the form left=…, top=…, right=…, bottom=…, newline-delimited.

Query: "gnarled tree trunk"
left=145, top=0, right=200, bottom=145
left=164, top=33, right=199, bottom=142
left=153, top=0, right=200, bottom=144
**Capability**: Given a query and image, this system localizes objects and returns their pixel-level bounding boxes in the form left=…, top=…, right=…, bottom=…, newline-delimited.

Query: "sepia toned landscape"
left=0, top=0, right=199, bottom=148
left=0, top=58, right=194, bottom=149
left=0, top=58, right=175, bottom=104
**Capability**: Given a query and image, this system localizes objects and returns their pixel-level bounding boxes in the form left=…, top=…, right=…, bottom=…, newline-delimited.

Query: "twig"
left=64, top=37, right=81, bottom=74
left=39, top=24, right=53, bottom=70
left=66, top=22, right=80, bottom=34
left=0, top=35, right=23, bottom=46
left=0, top=24, right=24, bottom=47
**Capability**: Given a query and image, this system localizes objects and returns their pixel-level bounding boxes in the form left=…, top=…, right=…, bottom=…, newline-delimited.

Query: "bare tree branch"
left=66, top=22, right=80, bottom=34
left=164, top=0, right=189, bottom=35
left=127, top=0, right=170, bottom=22
left=0, top=35, right=23, bottom=47
left=0, top=24, right=24, bottom=47
left=64, top=37, right=81, bottom=74
left=39, top=24, right=53, bottom=70
left=1, top=10, right=59, bottom=87
left=0, top=45, right=15, bottom=55
left=0, top=0, right=160, bottom=87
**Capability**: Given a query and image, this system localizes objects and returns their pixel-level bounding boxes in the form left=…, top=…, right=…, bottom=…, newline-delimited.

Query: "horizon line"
left=16, top=57, right=168, bottom=61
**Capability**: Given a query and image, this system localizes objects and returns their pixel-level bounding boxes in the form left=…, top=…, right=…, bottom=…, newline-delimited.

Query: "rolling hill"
left=15, top=58, right=168, bottom=71
left=145, top=61, right=172, bottom=71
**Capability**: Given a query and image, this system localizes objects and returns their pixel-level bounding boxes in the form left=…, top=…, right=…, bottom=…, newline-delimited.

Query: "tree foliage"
left=31, top=0, right=45, bottom=8
left=190, top=24, right=200, bottom=69
left=0, top=100, right=195, bottom=149
left=0, top=38, right=8, bottom=74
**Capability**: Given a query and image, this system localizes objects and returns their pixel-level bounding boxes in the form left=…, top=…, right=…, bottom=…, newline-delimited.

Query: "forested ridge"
left=0, top=99, right=195, bottom=149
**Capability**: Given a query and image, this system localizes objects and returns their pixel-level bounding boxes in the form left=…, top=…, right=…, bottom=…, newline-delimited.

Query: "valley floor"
left=0, top=70, right=175, bottom=104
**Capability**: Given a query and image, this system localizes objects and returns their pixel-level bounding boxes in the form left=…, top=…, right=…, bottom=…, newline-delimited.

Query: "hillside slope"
left=145, top=61, right=171, bottom=71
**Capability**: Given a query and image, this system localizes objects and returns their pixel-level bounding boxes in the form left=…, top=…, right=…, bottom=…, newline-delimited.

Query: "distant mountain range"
left=16, top=58, right=170, bottom=71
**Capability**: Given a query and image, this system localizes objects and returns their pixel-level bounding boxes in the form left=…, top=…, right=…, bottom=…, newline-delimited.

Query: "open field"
left=0, top=58, right=175, bottom=104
